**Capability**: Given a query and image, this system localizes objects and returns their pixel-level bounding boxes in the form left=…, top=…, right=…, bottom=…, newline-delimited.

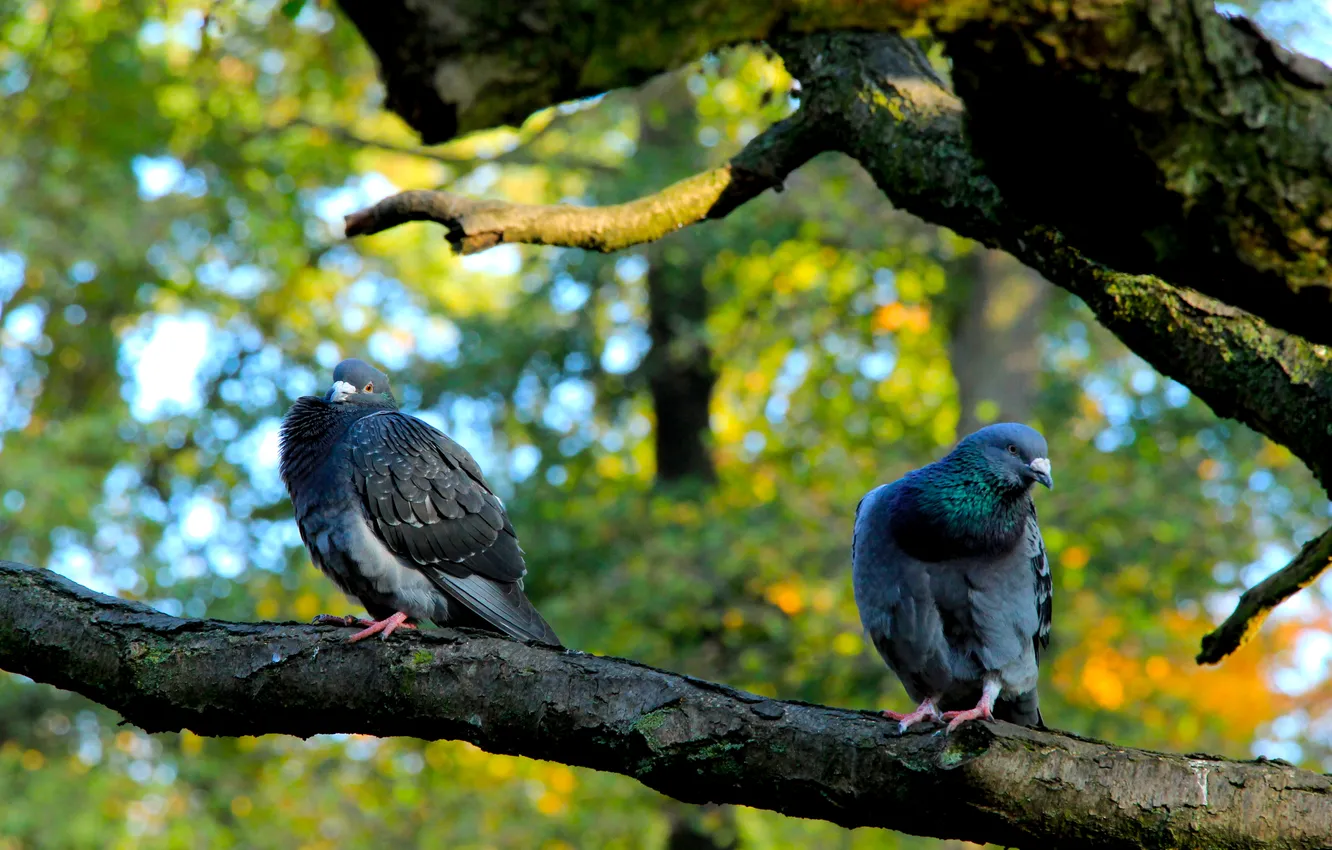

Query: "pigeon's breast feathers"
left=279, top=359, right=397, bottom=492
left=888, top=423, right=1051, bottom=563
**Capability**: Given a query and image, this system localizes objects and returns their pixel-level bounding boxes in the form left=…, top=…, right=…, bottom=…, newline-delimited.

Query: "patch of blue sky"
left=461, top=243, right=522, bottom=276
left=367, top=329, right=412, bottom=371
left=121, top=312, right=215, bottom=420
left=615, top=254, right=648, bottom=284
left=454, top=163, right=500, bottom=197
left=309, top=173, right=399, bottom=230
left=601, top=327, right=650, bottom=374
left=48, top=541, right=118, bottom=597
left=1272, top=629, right=1332, bottom=696
left=859, top=349, right=896, bottom=382
left=1216, top=0, right=1332, bottom=63
left=132, top=155, right=207, bottom=201
left=550, top=274, right=591, bottom=313
left=1, top=58, right=28, bottom=97
left=509, top=445, right=542, bottom=482
left=3, top=301, right=44, bottom=345
left=293, top=1, right=336, bottom=32
left=197, top=260, right=269, bottom=297
left=138, top=8, right=203, bottom=51
left=0, top=251, right=23, bottom=305
left=224, top=418, right=283, bottom=501
left=543, top=378, right=595, bottom=435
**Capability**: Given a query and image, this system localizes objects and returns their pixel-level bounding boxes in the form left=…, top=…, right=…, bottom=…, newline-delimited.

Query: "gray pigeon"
left=279, top=358, right=560, bottom=646
left=852, top=422, right=1052, bottom=731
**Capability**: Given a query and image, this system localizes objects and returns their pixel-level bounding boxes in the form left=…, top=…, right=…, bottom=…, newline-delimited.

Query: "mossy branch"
left=776, top=34, right=1332, bottom=494
left=1198, top=527, right=1332, bottom=664
left=343, top=113, right=819, bottom=254
left=337, top=0, right=1332, bottom=341
left=3, top=560, right=1332, bottom=849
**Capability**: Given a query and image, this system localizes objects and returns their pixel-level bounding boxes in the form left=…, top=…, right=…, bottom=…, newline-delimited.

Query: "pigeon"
left=278, top=358, right=560, bottom=646
left=852, top=422, right=1053, bottom=732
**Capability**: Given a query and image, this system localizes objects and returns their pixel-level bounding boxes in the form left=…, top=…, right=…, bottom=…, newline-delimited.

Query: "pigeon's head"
left=956, top=422, right=1053, bottom=492
left=324, top=358, right=394, bottom=407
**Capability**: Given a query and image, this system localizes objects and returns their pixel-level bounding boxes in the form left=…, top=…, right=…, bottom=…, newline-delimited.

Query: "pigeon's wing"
left=994, top=512, right=1048, bottom=727
left=346, top=411, right=559, bottom=645
left=852, top=483, right=954, bottom=703
left=1029, top=512, right=1052, bottom=659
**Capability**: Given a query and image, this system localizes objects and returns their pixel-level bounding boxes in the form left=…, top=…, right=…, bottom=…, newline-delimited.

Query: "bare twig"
left=343, top=112, right=819, bottom=253
left=1198, top=527, right=1332, bottom=665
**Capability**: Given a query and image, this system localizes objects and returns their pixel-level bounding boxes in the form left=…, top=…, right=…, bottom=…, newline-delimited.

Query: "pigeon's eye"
left=363, top=382, right=374, bottom=393
left=1007, top=444, right=1018, bottom=455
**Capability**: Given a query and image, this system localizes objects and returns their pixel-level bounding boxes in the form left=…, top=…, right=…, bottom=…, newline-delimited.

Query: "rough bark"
left=332, top=0, right=969, bottom=144
left=3, top=560, right=1331, bottom=850
left=946, top=2, right=1332, bottom=345
left=334, top=0, right=1332, bottom=341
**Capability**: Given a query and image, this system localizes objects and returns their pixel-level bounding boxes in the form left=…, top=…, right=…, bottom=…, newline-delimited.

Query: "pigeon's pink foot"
left=882, top=698, right=940, bottom=732
left=312, top=614, right=374, bottom=627
left=942, top=704, right=995, bottom=732
left=347, top=611, right=416, bottom=643
left=941, top=676, right=1001, bottom=732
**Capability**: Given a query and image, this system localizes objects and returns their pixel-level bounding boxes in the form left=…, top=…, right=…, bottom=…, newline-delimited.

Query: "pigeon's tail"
left=430, top=571, right=562, bottom=648
left=994, top=689, right=1044, bottom=728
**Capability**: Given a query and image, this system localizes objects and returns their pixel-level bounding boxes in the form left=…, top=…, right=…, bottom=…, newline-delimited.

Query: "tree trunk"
left=950, top=251, right=1053, bottom=435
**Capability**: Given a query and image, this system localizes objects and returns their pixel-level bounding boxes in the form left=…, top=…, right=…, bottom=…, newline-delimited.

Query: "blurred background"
left=2, top=1, right=1331, bottom=847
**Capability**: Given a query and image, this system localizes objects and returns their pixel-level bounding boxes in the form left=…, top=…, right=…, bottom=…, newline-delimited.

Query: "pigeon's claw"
left=347, top=611, right=416, bottom=643
left=882, top=697, right=940, bottom=732
left=942, top=704, right=995, bottom=732
left=311, top=614, right=375, bottom=627
left=941, top=674, right=1001, bottom=732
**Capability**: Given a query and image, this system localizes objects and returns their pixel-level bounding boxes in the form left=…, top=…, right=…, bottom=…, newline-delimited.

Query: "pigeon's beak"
left=1028, top=457, right=1053, bottom=490
left=324, top=381, right=358, bottom=403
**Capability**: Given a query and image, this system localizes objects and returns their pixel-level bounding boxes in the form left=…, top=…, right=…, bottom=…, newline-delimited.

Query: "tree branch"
left=775, top=33, right=1332, bottom=495
left=945, top=1, right=1332, bottom=345
left=3, top=560, right=1331, bottom=849
left=343, top=112, right=819, bottom=253
left=345, top=33, right=1332, bottom=500
left=1198, top=527, right=1332, bottom=665
left=332, top=0, right=948, bottom=143
left=334, top=0, right=1332, bottom=341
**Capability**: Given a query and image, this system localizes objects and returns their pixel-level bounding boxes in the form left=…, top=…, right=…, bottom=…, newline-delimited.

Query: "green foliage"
left=1, top=2, right=1329, bottom=848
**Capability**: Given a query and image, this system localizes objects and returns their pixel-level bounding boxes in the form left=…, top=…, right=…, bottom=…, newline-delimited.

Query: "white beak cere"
left=1029, top=457, right=1051, bottom=476
left=328, top=380, right=358, bottom=403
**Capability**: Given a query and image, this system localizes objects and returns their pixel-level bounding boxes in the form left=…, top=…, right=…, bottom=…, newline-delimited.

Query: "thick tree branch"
left=1198, top=527, right=1332, bottom=665
left=344, top=112, right=818, bottom=253
left=946, top=1, right=1332, bottom=344
left=346, top=33, right=1332, bottom=500
left=332, top=0, right=962, bottom=144
left=3, top=560, right=1331, bottom=849
left=335, top=0, right=1332, bottom=340
left=777, top=33, right=1332, bottom=495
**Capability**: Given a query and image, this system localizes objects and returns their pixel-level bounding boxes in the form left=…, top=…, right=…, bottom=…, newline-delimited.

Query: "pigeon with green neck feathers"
left=853, top=423, right=1053, bottom=731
